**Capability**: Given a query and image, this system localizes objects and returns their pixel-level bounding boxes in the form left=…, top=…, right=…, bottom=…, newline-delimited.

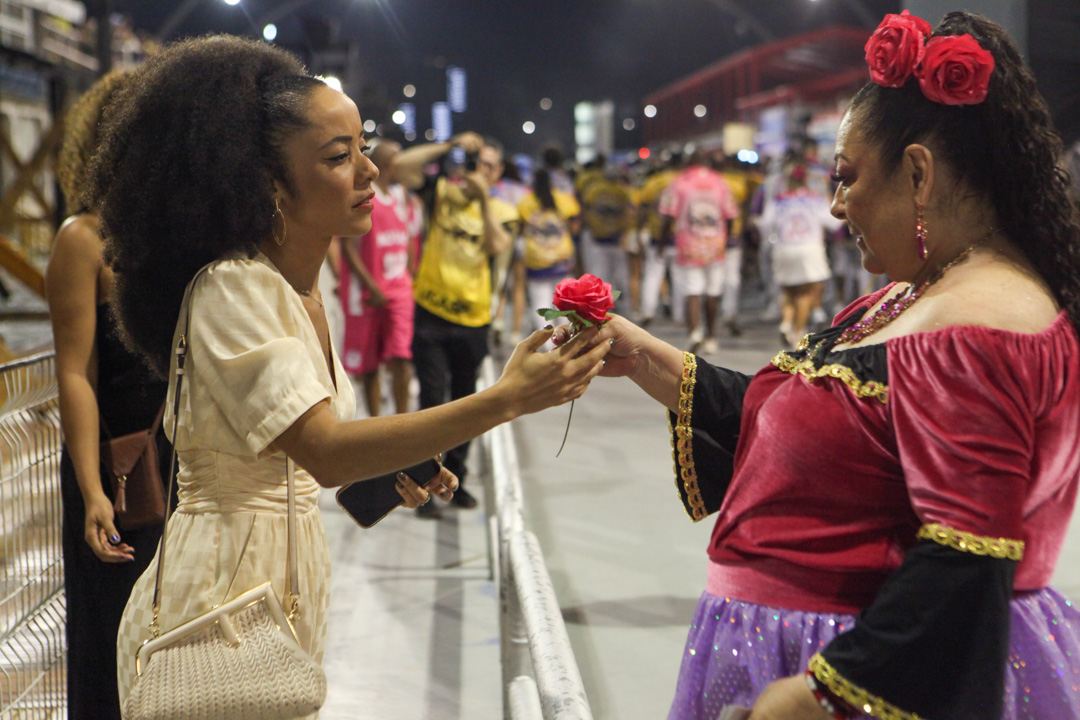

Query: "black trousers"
left=410, top=304, right=489, bottom=485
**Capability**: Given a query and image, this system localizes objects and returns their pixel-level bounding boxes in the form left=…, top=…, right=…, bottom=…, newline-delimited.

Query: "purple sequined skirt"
left=667, top=587, right=1080, bottom=720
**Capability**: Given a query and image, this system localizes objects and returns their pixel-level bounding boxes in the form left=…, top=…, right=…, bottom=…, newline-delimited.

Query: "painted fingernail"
left=110, top=534, right=120, bottom=543
left=395, top=479, right=404, bottom=489
left=609, top=339, right=614, bottom=345
left=397, top=471, right=406, bottom=480
left=543, top=324, right=553, bottom=330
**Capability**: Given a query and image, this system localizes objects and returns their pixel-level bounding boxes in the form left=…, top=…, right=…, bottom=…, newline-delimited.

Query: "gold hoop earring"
left=273, top=198, right=287, bottom=247
left=915, top=203, right=927, bottom=261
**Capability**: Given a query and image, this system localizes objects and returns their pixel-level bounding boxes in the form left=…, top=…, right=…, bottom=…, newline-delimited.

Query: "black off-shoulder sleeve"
left=814, top=541, right=1014, bottom=719
left=666, top=352, right=753, bottom=521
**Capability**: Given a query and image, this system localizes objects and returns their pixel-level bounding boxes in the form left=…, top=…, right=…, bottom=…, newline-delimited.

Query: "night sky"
left=112, top=0, right=1079, bottom=156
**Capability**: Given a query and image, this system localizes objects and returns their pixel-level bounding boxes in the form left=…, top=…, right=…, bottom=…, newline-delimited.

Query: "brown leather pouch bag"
left=100, top=405, right=165, bottom=530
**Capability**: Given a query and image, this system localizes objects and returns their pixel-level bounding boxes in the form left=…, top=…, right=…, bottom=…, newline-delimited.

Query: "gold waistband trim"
left=809, top=653, right=922, bottom=720
left=917, top=523, right=1024, bottom=560
left=671, top=351, right=706, bottom=521
left=771, top=350, right=889, bottom=403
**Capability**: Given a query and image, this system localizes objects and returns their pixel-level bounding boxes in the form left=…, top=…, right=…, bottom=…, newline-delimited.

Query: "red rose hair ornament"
left=865, top=11, right=994, bottom=106
left=915, top=34, right=995, bottom=106
left=864, top=10, right=933, bottom=87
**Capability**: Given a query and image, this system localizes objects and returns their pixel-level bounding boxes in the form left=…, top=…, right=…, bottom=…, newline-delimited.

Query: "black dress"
left=60, top=302, right=170, bottom=720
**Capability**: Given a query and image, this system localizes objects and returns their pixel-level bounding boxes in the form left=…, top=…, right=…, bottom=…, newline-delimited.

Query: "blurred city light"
left=363, top=119, right=376, bottom=133
left=693, top=104, right=707, bottom=118
left=262, top=23, right=277, bottom=41
left=405, top=131, right=416, bottom=141
left=396, top=103, right=416, bottom=136
left=737, top=149, right=760, bottom=164
left=643, top=104, right=657, bottom=118
left=522, top=121, right=536, bottom=135
left=623, top=118, right=635, bottom=131
left=222, top=0, right=240, bottom=5
left=447, top=67, right=467, bottom=113
left=424, top=129, right=436, bottom=141
left=403, top=84, right=416, bottom=98
left=432, top=102, right=452, bottom=142
left=540, top=97, right=552, bottom=111
left=638, top=147, right=651, bottom=160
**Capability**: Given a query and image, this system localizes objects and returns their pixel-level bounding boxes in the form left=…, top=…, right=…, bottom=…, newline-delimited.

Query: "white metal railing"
left=0, top=351, right=66, bottom=718
left=480, top=357, right=593, bottom=720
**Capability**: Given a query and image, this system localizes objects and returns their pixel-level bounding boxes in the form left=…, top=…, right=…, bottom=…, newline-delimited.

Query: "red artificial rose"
left=864, top=10, right=932, bottom=88
left=552, top=274, right=615, bottom=325
left=916, top=34, right=995, bottom=106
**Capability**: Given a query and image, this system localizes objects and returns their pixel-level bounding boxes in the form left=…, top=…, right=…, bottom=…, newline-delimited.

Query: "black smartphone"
left=464, top=152, right=479, bottom=173
left=334, top=458, right=441, bottom=528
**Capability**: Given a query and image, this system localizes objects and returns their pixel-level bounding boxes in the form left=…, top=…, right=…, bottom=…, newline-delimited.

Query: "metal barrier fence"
left=0, top=351, right=589, bottom=719
left=479, top=358, right=593, bottom=720
left=0, top=352, right=66, bottom=719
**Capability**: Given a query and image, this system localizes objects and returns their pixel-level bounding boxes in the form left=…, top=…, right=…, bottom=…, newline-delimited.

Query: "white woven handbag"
left=123, top=270, right=327, bottom=720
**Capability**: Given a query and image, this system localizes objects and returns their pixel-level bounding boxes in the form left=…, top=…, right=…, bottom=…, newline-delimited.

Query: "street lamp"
left=522, top=121, right=536, bottom=135
left=644, top=104, right=657, bottom=118
left=262, top=23, right=277, bottom=41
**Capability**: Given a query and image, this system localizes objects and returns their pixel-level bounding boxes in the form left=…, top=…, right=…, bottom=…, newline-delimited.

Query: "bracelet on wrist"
left=806, top=670, right=857, bottom=719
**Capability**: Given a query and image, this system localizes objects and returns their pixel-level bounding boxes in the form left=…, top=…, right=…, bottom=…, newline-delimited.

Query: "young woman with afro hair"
left=83, top=35, right=609, bottom=711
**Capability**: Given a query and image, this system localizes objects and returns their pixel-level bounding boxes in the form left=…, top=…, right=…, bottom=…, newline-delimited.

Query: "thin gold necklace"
left=297, top=289, right=324, bottom=308
left=835, top=234, right=992, bottom=346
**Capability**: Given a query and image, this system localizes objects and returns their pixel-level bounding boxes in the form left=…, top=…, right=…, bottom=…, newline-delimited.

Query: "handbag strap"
left=149, top=265, right=302, bottom=637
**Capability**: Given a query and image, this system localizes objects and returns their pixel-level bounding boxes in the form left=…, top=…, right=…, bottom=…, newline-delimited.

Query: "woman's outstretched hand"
left=496, top=325, right=610, bottom=417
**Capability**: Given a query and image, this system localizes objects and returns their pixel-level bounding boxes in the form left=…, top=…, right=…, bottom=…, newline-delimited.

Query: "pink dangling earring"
left=915, top=203, right=928, bottom=261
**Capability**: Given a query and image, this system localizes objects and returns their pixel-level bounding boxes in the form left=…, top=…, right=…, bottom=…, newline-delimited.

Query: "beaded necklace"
left=834, top=238, right=988, bottom=347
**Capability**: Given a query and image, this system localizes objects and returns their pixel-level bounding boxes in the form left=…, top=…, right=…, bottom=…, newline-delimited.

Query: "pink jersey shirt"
left=659, top=166, right=739, bottom=267
left=348, top=184, right=414, bottom=299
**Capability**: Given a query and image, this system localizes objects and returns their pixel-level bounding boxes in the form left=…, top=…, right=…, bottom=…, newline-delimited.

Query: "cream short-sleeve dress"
left=116, top=253, right=354, bottom=718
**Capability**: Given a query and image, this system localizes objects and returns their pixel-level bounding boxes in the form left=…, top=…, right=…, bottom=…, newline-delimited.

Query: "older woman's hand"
left=495, top=325, right=610, bottom=417
left=748, top=676, right=832, bottom=720
left=552, top=314, right=655, bottom=379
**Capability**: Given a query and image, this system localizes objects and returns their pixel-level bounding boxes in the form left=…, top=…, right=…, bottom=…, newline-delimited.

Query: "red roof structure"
left=641, top=25, right=871, bottom=144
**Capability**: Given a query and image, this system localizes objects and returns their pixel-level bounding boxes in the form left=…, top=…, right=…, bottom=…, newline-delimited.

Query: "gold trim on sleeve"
left=917, top=523, right=1024, bottom=560
left=809, top=653, right=922, bottom=720
left=670, top=351, right=706, bottom=521
left=771, top=350, right=889, bottom=403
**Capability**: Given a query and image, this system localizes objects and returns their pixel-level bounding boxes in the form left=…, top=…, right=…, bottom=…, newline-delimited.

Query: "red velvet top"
left=704, top=286, right=1080, bottom=614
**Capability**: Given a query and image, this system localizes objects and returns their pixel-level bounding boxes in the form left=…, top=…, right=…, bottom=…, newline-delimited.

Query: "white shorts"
left=672, top=262, right=724, bottom=297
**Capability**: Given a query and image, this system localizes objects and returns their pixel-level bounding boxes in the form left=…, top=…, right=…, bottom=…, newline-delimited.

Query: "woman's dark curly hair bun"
left=84, top=35, right=324, bottom=376
left=849, top=12, right=1080, bottom=332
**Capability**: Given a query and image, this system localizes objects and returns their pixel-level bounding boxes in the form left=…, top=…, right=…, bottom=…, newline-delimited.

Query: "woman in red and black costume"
left=578, top=11, right=1080, bottom=720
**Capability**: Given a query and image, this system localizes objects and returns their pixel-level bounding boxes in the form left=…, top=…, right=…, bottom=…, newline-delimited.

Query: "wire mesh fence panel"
left=0, top=353, right=65, bottom=719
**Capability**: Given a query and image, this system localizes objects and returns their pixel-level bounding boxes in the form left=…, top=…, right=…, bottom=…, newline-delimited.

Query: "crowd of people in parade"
left=322, top=127, right=883, bottom=442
